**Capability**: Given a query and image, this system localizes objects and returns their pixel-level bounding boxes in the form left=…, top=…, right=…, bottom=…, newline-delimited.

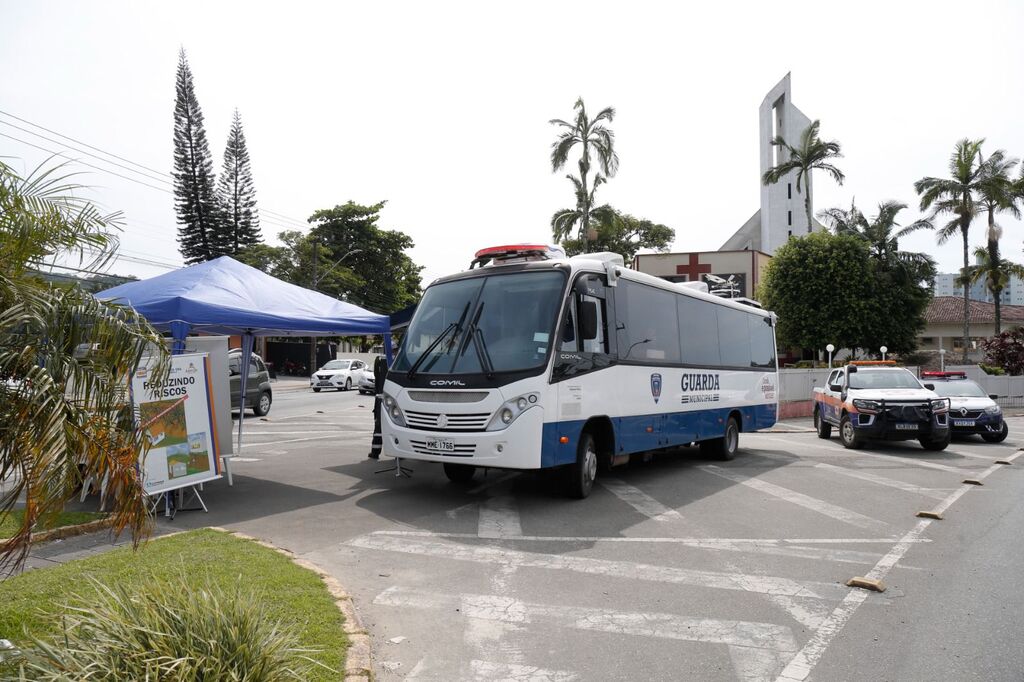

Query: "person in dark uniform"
left=368, top=354, right=388, bottom=459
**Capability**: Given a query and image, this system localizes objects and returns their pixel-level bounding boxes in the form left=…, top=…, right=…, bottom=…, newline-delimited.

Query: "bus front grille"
left=406, top=411, right=491, bottom=431
left=407, top=391, right=489, bottom=403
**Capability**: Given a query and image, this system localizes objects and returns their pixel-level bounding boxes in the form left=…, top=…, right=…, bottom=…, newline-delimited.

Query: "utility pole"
left=309, top=241, right=319, bottom=377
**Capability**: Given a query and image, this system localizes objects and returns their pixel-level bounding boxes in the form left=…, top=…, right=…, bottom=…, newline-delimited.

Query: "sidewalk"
left=765, top=416, right=815, bottom=433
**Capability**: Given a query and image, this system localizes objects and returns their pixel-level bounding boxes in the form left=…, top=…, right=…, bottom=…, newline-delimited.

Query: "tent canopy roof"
left=97, top=256, right=389, bottom=337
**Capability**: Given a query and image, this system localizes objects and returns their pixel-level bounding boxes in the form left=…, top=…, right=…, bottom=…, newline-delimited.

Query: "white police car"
left=923, top=371, right=1008, bottom=443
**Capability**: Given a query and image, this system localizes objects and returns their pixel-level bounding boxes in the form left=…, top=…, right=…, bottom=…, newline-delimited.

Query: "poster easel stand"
left=375, top=456, right=412, bottom=478
left=147, top=485, right=208, bottom=520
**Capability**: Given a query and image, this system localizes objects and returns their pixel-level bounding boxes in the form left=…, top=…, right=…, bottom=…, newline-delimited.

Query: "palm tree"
left=964, top=246, right=1024, bottom=333
left=0, top=159, right=169, bottom=570
left=818, top=199, right=935, bottom=283
left=915, top=139, right=987, bottom=363
left=549, top=98, right=619, bottom=248
left=762, top=119, right=845, bottom=230
left=975, top=150, right=1020, bottom=334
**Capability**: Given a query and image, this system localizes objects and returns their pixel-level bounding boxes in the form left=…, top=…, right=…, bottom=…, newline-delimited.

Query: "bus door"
left=553, top=275, right=613, bottom=446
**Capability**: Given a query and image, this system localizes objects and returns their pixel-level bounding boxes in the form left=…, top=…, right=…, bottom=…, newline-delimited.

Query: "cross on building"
left=675, top=254, right=712, bottom=281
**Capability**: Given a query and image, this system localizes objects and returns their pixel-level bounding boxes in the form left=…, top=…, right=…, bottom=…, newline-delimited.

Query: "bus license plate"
left=426, top=438, right=455, bottom=452
left=953, top=419, right=975, bottom=427
left=895, top=423, right=918, bottom=431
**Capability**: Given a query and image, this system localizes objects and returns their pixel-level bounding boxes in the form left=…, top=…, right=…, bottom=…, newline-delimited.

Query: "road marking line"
left=812, top=462, right=948, bottom=499
left=469, top=659, right=578, bottom=682
left=944, top=448, right=1005, bottom=462
left=347, top=535, right=846, bottom=599
left=762, top=438, right=978, bottom=475
left=240, top=434, right=368, bottom=448
left=478, top=495, right=523, bottom=538
left=700, top=466, right=890, bottom=531
left=775, top=456, right=1015, bottom=681
left=370, top=530, right=929, bottom=545
left=375, top=586, right=799, bottom=651
left=601, top=479, right=684, bottom=521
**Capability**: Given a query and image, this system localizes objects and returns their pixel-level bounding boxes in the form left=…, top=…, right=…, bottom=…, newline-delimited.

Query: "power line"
left=0, top=109, right=312, bottom=228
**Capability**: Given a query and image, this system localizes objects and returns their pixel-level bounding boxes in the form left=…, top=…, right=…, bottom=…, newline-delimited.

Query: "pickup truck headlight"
left=382, top=392, right=406, bottom=426
left=486, top=392, right=540, bottom=431
left=852, top=399, right=881, bottom=414
left=929, top=398, right=950, bottom=413
left=986, top=404, right=1002, bottom=415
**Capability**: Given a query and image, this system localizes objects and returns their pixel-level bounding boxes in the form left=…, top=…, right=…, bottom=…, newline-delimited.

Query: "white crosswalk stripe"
left=601, top=479, right=685, bottom=521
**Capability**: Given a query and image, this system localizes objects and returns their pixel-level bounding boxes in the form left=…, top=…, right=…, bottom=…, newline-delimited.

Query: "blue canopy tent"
left=97, top=256, right=392, bottom=464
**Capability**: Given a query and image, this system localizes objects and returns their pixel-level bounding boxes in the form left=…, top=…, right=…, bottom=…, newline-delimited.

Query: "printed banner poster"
left=131, top=352, right=221, bottom=495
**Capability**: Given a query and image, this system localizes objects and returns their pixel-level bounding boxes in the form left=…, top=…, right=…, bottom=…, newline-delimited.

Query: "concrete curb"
left=0, top=516, right=116, bottom=552
left=208, top=527, right=372, bottom=681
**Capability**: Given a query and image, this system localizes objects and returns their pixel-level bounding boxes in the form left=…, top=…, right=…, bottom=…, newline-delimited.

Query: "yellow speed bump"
left=916, top=510, right=943, bottom=520
left=846, top=577, right=886, bottom=592
left=962, top=479, right=983, bottom=486
left=995, top=460, right=1012, bottom=465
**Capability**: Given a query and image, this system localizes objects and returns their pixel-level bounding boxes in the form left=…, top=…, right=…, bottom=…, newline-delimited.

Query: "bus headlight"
left=382, top=392, right=406, bottom=426
left=487, top=392, right=540, bottom=431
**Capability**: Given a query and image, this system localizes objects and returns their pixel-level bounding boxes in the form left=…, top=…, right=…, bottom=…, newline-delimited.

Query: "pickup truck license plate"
left=953, top=419, right=975, bottom=427
left=895, top=423, right=918, bottom=431
left=426, top=438, right=456, bottom=452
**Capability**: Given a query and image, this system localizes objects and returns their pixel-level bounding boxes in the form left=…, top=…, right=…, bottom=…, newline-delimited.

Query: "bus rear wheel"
left=566, top=432, right=598, bottom=499
left=701, top=416, right=739, bottom=461
left=443, top=463, right=476, bottom=483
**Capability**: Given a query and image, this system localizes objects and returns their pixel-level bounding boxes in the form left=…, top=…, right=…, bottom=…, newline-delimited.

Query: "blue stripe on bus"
left=540, top=403, right=777, bottom=468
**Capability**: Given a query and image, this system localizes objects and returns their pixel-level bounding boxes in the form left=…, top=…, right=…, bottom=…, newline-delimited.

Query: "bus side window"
left=561, top=298, right=578, bottom=351
left=580, top=295, right=607, bottom=354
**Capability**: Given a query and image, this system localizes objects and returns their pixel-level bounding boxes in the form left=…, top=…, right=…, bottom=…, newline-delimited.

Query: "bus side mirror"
left=579, top=300, right=599, bottom=341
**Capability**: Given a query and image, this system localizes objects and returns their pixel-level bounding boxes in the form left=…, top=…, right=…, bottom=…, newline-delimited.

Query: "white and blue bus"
left=382, top=244, right=779, bottom=497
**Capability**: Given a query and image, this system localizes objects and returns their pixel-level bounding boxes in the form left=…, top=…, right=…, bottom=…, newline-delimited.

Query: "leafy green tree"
left=975, top=150, right=1020, bottom=334
left=915, top=138, right=987, bottom=362
left=549, top=98, right=619, bottom=248
left=0, top=160, right=169, bottom=568
left=307, top=201, right=423, bottom=313
left=560, top=209, right=675, bottom=265
left=217, top=109, right=262, bottom=253
left=759, top=232, right=873, bottom=351
left=762, top=120, right=844, bottom=230
left=173, top=49, right=224, bottom=263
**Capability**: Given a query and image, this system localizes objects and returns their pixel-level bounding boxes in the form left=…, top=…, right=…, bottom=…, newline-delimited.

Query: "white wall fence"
left=778, top=365, right=1024, bottom=409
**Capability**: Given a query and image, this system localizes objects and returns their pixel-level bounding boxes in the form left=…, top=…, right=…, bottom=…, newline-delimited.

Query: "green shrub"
left=980, top=363, right=1006, bottom=376
left=5, top=575, right=328, bottom=681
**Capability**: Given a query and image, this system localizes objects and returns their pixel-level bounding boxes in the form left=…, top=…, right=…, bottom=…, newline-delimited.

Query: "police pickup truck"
left=812, top=361, right=951, bottom=450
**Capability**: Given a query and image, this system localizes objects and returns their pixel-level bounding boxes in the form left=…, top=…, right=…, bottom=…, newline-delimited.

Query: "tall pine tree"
left=173, top=49, right=224, bottom=263
left=217, top=110, right=262, bottom=252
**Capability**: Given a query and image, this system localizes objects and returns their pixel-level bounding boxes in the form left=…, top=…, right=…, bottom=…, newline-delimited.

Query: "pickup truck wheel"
left=981, top=422, right=1009, bottom=443
left=815, top=408, right=832, bottom=439
left=839, top=414, right=863, bottom=449
left=919, top=433, right=951, bottom=451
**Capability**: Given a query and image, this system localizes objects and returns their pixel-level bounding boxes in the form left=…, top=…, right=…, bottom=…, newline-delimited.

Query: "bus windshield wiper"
left=407, top=301, right=470, bottom=379
left=466, top=303, right=495, bottom=379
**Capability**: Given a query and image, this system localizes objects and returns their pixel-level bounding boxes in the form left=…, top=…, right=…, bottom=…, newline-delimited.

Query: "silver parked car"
left=310, top=359, right=367, bottom=392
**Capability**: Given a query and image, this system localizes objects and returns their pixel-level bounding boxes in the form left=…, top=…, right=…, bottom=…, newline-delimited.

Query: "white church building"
left=636, top=74, right=823, bottom=298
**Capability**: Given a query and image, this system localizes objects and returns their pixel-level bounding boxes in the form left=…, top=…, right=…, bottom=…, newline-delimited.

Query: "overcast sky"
left=3, top=1, right=1024, bottom=296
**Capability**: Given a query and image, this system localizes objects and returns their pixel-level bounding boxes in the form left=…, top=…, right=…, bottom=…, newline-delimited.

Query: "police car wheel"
left=981, top=422, right=1009, bottom=443
left=839, top=414, right=863, bottom=449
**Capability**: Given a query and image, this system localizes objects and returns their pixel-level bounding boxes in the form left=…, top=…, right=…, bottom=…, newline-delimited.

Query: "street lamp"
left=880, top=345, right=888, bottom=361
left=826, top=343, right=835, bottom=369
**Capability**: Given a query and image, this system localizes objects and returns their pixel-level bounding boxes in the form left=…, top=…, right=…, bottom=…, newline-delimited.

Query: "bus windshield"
left=393, top=270, right=566, bottom=375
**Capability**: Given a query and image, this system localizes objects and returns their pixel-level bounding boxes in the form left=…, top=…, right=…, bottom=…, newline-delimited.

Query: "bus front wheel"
left=567, top=432, right=598, bottom=499
left=443, top=463, right=476, bottom=483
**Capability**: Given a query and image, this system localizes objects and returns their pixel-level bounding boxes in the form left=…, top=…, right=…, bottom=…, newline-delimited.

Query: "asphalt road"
left=159, top=386, right=1024, bottom=682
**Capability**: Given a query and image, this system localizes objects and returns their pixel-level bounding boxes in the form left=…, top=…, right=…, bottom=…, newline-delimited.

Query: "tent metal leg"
left=147, top=486, right=209, bottom=521
left=375, top=456, right=412, bottom=478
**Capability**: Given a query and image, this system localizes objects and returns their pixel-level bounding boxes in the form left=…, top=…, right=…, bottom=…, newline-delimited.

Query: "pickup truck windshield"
left=848, top=369, right=922, bottom=390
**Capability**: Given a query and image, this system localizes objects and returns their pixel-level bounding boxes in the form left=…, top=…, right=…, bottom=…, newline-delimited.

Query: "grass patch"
left=0, top=510, right=106, bottom=539
left=0, top=528, right=346, bottom=679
